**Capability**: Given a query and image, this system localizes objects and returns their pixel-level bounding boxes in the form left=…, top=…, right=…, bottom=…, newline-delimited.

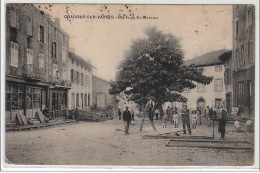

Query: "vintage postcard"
left=1, top=0, right=259, bottom=171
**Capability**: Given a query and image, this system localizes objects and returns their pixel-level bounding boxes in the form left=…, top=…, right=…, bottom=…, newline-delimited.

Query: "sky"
left=36, top=4, right=233, bottom=81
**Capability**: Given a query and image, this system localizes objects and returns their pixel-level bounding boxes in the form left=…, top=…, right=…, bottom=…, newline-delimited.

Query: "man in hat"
left=123, top=106, right=132, bottom=135
left=74, top=107, right=80, bottom=123
left=181, top=105, right=191, bottom=134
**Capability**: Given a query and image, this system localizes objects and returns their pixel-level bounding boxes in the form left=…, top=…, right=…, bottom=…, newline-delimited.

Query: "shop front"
left=5, top=76, right=51, bottom=124
left=49, top=86, right=70, bottom=118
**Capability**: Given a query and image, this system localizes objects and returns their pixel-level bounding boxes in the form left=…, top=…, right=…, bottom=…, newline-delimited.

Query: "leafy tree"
left=109, top=27, right=213, bottom=118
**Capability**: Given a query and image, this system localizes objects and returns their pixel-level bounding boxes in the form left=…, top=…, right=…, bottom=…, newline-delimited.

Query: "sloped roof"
left=68, top=51, right=96, bottom=69
left=184, top=49, right=229, bottom=67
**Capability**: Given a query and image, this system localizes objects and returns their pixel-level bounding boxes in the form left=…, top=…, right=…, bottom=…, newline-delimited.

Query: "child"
left=162, top=113, right=168, bottom=128
left=173, top=110, right=179, bottom=128
left=191, top=110, right=198, bottom=129
left=218, top=109, right=227, bottom=140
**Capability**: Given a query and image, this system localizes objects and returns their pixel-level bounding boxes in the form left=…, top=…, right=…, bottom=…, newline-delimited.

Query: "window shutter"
left=16, top=9, right=19, bottom=30
left=44, top=27, right=47, bottom=44
left=37, top=25, right=40, bottom=41
left=10, top=9, right=17, bottom=28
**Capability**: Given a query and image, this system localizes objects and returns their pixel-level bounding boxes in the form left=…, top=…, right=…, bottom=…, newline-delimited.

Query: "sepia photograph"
left=1, top=0, right=259, bottom=170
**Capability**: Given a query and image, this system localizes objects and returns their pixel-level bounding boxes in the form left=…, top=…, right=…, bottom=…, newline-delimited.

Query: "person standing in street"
left=131, top=110, right=135, bottom=121
left=145, top=100, right=155, bottom=122
left=118, top=109, right=122, bottom=120
left=196, top=107, right=201, bottom=125
left=218, top=108, right=228, bottom=140
left=166, top=106, right=171, bottom=121
left=74, top=107, right=79, bottom=123
left=173, top=109, right=179, bottom=128
left=123, top=106, right=132, bottom=135
left=191, top=110, right=198, bottom=129
left=181, top=105, right=191, bottom=134
left=64, top=106, right=69, bottom=121
left=205, top=106, right=211, bottom=126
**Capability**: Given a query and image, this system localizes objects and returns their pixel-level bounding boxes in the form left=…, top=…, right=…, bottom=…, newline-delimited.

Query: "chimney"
left=69, top=48, right=75, bottom=53
left=55, top=17, right=60, bottom=26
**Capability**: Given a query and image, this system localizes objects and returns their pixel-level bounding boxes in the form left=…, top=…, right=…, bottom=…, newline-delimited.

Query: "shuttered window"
left=10, top=42, right=19, bottom=67
left=27, top=17, right=33, bottom=36
left=214, top=79, right=223, bottom=92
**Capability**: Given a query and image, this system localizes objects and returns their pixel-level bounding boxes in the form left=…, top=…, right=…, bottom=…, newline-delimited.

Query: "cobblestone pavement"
left=5, top=116, right=254, bottom=166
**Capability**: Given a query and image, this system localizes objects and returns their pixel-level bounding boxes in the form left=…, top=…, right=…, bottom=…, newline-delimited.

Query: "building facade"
left=232, top=5, right=255, bottom=116
left=182, top=50, right=228, bottom=116
left=219, top=51, right=233, bottom=114
left=5, top=4, right=70, bottom=124
left=92, top=76, right=113, bottom=110
left=68, top=50, right=93, bottom=111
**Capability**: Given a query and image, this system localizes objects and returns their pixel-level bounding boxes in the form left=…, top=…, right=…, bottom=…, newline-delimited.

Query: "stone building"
left=232, top=5, right=255, bottom=116
left=182, top=49, right=229, bottom=116
left=92, top=76, right=113, bottom=110
left=67, top=49, right=93, bottom=111
left=5, top=4, right=70, bottom=124
left=219, top=50, right=233, bottom=114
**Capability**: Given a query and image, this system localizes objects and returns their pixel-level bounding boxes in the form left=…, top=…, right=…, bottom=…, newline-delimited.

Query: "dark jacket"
left=181, top=109, right=190, bottom=122
left=218, top=116, right=227, bottom=133
left=123, top=110, right=132, bottom=122
left=118, top=111, right=122, bottom=116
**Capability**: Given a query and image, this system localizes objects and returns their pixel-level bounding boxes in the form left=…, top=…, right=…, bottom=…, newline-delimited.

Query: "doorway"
left=197, top=97, right=205, bottom=117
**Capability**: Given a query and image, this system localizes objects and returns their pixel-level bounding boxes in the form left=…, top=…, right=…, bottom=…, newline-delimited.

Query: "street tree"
left=109, top=27, right=213, bottom=118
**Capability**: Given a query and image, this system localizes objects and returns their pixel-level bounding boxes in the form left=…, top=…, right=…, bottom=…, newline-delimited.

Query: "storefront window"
left=5, top=84, right=25, bottom=111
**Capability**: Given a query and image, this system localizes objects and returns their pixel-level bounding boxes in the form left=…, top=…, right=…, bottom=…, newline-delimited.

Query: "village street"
left=5, top=117, right=254, bottom=166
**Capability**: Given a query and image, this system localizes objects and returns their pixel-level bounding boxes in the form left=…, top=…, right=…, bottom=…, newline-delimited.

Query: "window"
left=85, top=75, right=88, bottom=85
left=197, top=83, right=205, bottom=93
left=71, top=93, right=75, bottom=108
left=76, top=93, right=79, bottom=107
left=235, top=20, right=239, bottom=37
left=77, top=72, right=79, bottom=84
left=214, top=79, right=223, bottom=92
left=52, top=41, right=57, bottom=59
left=88, top=93, right=90, bottom=106
left=248, top=41, right=252, bottom=64
left=10, top=27, right=17, bottom=42
left=26, top=17, right=33, bottom=36
left=224, top=68, right=232, bottom=85
left=5, top=84, right=25, bottom=111
left=26, top=87, right=41, bottom=109
left=215, top=66, right=222, bottom=72
left=236, top=49, right=240, bottom=68
left=26, top=49, right=33, bottom=65
left=39, top=54, right=44, bottom=68
left=38, top=25, right=46, bottom=44
left=247, top=6, right=253, bottom=27
left=81, top=73, right=84, bottom=85
left=10, top=41, right=19, bottom=68
left=241, top=45, right=245, bottom=66
left=54, top=28, right=57, bottom=39
left=10, top=6, right=18, bottom=28
left=215, top=99, right=222, bottom=109
left=70, top=69, right=74, bottom=82
left=235, top=81, right=244, bottom=106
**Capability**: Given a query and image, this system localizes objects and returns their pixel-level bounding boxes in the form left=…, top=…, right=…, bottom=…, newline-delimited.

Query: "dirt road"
left=5, top=117, right=254, bottom=166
